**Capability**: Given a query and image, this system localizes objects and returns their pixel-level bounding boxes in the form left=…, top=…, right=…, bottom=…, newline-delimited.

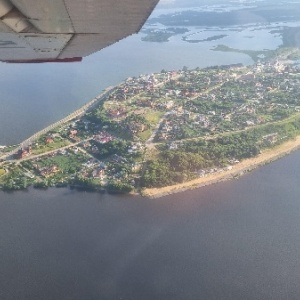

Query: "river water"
left=0, top=30, right=252, bottom=145
left=1, top=5, right=300, bottom=300
left=1, top=149, right=300, bottom=299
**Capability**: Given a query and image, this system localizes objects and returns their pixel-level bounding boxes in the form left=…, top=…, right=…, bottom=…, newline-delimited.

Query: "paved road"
left=13, top=138, right=93, bottom=164
left=0, top=87, right=115, bottom=161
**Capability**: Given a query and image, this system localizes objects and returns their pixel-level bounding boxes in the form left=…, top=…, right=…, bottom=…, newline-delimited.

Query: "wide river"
left=1, top=149, right=300, bottom=299
left=1, top=7, right=300, bottom=300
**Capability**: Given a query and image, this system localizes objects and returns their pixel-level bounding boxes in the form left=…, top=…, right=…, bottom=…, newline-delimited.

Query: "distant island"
left=2, top=47, right=300, bottom=197
left=182, top=34, right=227, bottom=43
left=141, top=27, right=189, bottom=43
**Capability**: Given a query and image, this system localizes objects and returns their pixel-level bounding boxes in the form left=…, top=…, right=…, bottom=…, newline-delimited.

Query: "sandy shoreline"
left=143, top=136, right=300, bottom=198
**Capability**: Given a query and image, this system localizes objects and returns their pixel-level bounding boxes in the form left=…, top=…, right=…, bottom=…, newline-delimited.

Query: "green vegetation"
left=89, top=139, right=130, bottom=159
left=0, top=165, right=31, bottom=190
left=37, top=151, right=86, bottom=173
left=31, top=138, right=70, bottom=155
left=144, top=111, right=164, bottom=124
left=70, top=175, right=99, bottom=191
left=141, top=116, right=300, bottom=188
left=138, top=129, right=152, bottom=141
left=2, top=48, right=300, bottom=194
left=106, top=181, right=134, bottom=194
left=212, top=44, right=274, bottom=62
left=141, top=27, right=189, bottom=42
left=33, top=181, right=48, bottom=189
left=212, top=44, right=300, bottom=63
left=0, top=145, right=19, bottom=153
left=183, top=34, right=227, bottom=43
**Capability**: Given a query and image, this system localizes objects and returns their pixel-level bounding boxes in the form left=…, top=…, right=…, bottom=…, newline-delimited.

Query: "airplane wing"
left=0, top=0, right=159, bottom=62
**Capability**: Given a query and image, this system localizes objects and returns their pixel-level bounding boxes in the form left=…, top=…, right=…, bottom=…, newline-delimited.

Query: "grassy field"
left=1, top=145, right=19, bottom=153
left=145, top=111, right=164, bottom=124
left=31, top=140, right=70, bottom=155
left=138, top=129, right=152, bottom=141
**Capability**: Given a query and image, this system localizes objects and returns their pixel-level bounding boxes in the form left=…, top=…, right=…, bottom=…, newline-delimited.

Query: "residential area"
left=2, top=55, right=300, bottom=192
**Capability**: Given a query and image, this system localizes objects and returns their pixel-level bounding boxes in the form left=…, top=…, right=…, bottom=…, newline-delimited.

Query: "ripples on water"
left=1, top=150, right=300, bottom=299
left=0, top=31, right=252, bottom=145
left=1, top=3, right=300, bottom=298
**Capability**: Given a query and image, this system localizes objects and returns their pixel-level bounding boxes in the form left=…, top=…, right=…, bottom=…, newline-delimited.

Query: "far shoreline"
left=143, top=136, right=300, bottom=198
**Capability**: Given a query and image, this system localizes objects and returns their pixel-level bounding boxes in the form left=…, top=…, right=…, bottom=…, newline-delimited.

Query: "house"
left=93, top=132, right=114, bottom=143
left=69, top=129, right=78, bottom=136
left=263, top=133, right=278, bottom=144
left=45, top=136, right=54, bottom=144
left=245, top=120, right=255, bottom=126
left=131, top=163, right=141, bottom=172
left=92, top=168, right=105, bottom=179
left=39, top=165, right=59, bottom=177
left=127, top=122, right=146, bottom=134
left=169, top=142, right=178, bottom=150
left=16, top=146, right=31, bottom=159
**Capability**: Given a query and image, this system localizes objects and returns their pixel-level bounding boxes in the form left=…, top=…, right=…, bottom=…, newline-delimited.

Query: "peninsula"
left=2, top=47, right=300, bottom=197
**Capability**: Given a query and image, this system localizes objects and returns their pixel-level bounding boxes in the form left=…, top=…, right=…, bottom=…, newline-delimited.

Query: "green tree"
left=106, top=181, right=134, bottom=194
